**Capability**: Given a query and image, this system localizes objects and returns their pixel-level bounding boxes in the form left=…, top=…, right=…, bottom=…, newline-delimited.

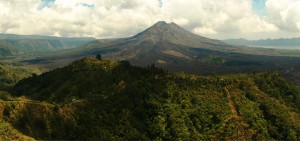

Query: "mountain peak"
left=133, top=21, right=226, bottom=46
left=135, top=21, right=182, bottom=38
left=150, top=21, right=173, bottom=31
left=151, top=21, right=182, bottom=29
left=153, top=21, right=168, bottom=26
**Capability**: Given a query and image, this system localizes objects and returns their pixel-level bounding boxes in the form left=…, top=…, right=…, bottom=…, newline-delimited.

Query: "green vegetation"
left=202, top=55, right=226, bottom=65
left=0, top=62, right=41, bottom=90
left=0, top=92, right=35, bottom=140
left=0, top=41, right=18, bottom=57
left=0, top=118, right=35, bottom=141
left=2, top=58, right=298, bottom=140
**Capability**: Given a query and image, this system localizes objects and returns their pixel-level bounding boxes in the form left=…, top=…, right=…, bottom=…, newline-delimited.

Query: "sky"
left=0, top=0, right=300, bottom=40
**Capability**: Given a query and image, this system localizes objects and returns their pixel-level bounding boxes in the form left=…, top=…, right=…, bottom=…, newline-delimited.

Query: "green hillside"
left=0, top=117, right=35, bottom=141
left=0, top=58, right=299, bottom=140
left=0, top=63, right=41, bottom=90
left=0, top=91, right=36, bottom=140
left=0, top=41, right=18, bottom=57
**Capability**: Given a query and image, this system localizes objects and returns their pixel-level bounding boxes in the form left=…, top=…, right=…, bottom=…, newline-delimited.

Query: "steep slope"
left=0, top=118, right=35, bottom=141
left=0, top=92, right=35, bottom=141
left=8, top=58, right=300, bottom=140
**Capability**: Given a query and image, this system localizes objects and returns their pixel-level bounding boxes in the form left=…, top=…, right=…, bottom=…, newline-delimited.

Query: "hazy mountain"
left=0, top=33, right=95, bottom=41
left=2, top=58, right=299, bottom=140
left=0, top=33, right=96, bottom=57
left=223, top=38, right=300, bottom=47
left=0, top=41, right=18, bottom=57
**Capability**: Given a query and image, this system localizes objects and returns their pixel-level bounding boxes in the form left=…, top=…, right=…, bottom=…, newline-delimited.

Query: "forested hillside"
left=0, top=95, right=35, bottom=141
left=0, top=63, right=41, bottom=90
left=0, top=58, right=297, bottom=140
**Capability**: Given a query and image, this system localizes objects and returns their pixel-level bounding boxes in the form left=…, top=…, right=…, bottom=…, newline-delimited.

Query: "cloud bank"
left=0, top=0, right=299, bottom=39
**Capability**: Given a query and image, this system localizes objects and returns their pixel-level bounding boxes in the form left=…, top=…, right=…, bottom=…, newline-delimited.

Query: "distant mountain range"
left=223, top=38, right=300, bottom=47
left=0, top=33, right=95, bottom=57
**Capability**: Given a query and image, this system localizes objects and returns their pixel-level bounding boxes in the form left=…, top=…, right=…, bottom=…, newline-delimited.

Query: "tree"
left=96, top=54, right=102, bottom=60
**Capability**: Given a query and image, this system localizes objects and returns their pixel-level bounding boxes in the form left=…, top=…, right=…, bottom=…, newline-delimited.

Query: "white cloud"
left=236, top=15, right=278, bottom=33
left=266, top=0, right=300, bottom=32
left=0, top=0, right=299, bottom=39
left=194, top=27, right=217, bottom=34
left=172, top=18, right=189, bottom=26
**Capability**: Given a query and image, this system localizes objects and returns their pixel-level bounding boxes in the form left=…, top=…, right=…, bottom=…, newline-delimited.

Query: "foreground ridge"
left=0, top=58, right=298, bottom=140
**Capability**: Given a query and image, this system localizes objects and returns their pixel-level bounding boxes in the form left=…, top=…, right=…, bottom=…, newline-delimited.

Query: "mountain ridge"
left=0, top=33, right=95, bottom=40
left=0, top=34, right=96, bottom=57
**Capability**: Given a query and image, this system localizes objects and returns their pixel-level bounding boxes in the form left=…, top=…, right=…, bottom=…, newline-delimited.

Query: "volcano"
left=78, top=21, right=234, bottom=67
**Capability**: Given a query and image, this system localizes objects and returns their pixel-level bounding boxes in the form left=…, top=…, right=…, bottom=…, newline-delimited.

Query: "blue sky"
left=252, top=0, right=267, bottom=16
left=158, top=0, right=163, bottom=8
left=38, top=0, right=94, bottom=10
left=77, top=3, right=95, bottom=8
left=38, top=0, right=55, bottom=10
